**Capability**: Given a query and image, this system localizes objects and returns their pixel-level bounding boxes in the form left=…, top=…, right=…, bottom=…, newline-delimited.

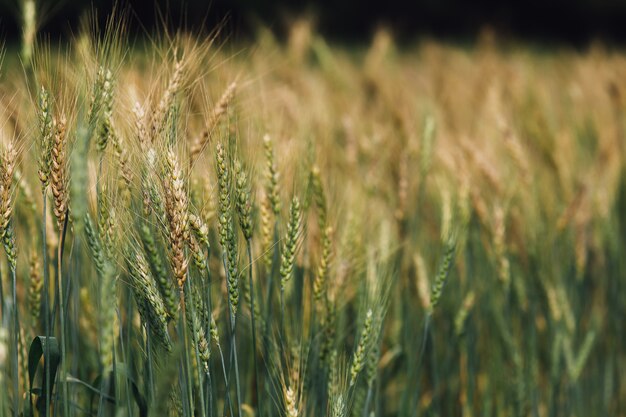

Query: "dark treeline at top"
left=1, top=0, right=626, bottom=46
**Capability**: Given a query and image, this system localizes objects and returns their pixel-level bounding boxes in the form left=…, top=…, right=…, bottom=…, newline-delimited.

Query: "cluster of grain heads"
left=134, top=102, right=149, bottom=150
left=126, top=249, right=172, bottom=351
left=365, top=331, right=381, bottom=389
left=285, top=385, right=299, bottom=417
left=234, top=160, right=253, bottom=240
left=84, top=212, right=117, bottom=371
left=0, top=141, right=18, bottom=267
left=28, top=252, right=43, bottom=330
left=87, top=65, right=108, bottom=131
left=163, top=149, right=189, bottom=290
left=50, top=115, right=69, bottom=228
left=216, top=143, right=239, bottom=313
left=263, top=134, right=281, bottom=215
left=96, top=67, right=114, bottom=152
left=313, top=226, right=333, bottom=306
left=37, top=87, right=54, bottom=188
left=84, top=213, right=107, bottom=275
left=183, top=285, right=211, bottom=371
left=188, top=213, right=210, bottom=274
left=0, top=17, right=624, bottom=417
left=310, top=165, right=328, bottom=228
left=349, top=309, right=373, bottom=387
left=454, top=291, right=476, bottom=337
left=188, top=224, right=207, bottom=272
left=152, top=60, right=184, bottom=138
left=428, top=233, right=457, bottom=314
left=188, top=213, right=209, bottom=251
left=215, top=141, right=244, bottom=415
left=331, top=394, right=347, bottom=417
left=278, top=345, right=304, bottom=417
left=0, top=139, right=19, bottom=417
left=314, top=224, right=337, bottom=375
left=34, top=82, right=57, bottom=417
left=327, top=351, right=351, bottom=417
left=105, top=102, right=133, bottom=207
left=140, top=221, right=178, bottom=320
left=260, top=195, right=274, bottom=270
left=280, top=197, right=303, bottom=292
left=319, top=298, right=337, bottom=368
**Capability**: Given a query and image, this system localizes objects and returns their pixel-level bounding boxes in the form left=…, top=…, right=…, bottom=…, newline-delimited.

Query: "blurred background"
left=2, top=0, right=626, bottom=46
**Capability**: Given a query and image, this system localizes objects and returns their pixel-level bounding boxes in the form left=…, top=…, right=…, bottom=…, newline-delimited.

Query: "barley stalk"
left=51, top=116, right=69, bottom=228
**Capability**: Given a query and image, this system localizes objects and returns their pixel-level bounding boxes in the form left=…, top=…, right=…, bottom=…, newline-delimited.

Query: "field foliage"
left=0, top=10, right=624, bottom=417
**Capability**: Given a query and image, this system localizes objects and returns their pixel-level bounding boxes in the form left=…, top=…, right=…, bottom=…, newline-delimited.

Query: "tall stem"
left=145, top=323, right=155, bottom=404
left=202, top=248, right=219, bottom=417
left=216, top=341, right=234, bottom=417
left=0, top=243, right=4, bottom=316
left=57, top=215, right=69, bottom=417
left=263, top=224, right=279, bottom=335
left=205, top=249, right=233, bottom=417
left=262, top=224, right=279, bottom=416
left=185, top=277, right=207, bottom=417
left=42, top=191, right=51, bottom=417
left=362, top=383, right=373, bottom=417
left=11, top=263, right=19, bottom=417
left=179, top=288, right=195, bottom=417
left=223, top=254, right=242, bottom=417
left=246, top=240, right=261, bottom=415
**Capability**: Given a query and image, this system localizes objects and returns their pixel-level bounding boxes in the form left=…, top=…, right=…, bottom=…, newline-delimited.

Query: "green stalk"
left=280, top=286, right=287, bottom=360
left=0, top=257, right=4, bottom=317
left=11, top=262, right=19, bottom=417
left=203, top=247, right=233, bottom=417
left=57, top=215, right=69, bottom=417
left=116, top=302, right=133, bottom=417
left=202, top=248, right=216, bottom=417
left=179, top=288, right=195, bottom=417
left=262, top=224, right=279, bottom=416
left=222, top=254, right=242, bottom=417
left=185, top=277, right=207, bottom=417
left=145, top=323, right=155, bottom=404
left=263, top=225, right=279, bottom=334
left=362, top=385, right=373, bottom=417
left=216, top=336, right=234, bottom=417
left=246, top=239, right=262, bottom=416
left=42, top=192, right=51, bottom=417
left=230, top=308, right=242, bottom=417
left=206, top=371, right=213, bottom=417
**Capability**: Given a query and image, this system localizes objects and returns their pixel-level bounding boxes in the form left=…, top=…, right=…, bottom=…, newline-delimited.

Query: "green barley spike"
left=37, top=86, right=54, bottom=188
left=280, top=196, right=302, bottom=290
left=140, top=222, right=178, bottom=320
left=234, top=160, right=253, bottom=240
left=429, top=235, right=457, bottom=314
left=127, top=251, right=172, bottom=351
left=350, top=309, right=374, bottom=386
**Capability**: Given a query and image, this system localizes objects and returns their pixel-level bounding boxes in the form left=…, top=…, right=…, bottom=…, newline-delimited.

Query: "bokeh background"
left=2, top=0, right=626, bottom=45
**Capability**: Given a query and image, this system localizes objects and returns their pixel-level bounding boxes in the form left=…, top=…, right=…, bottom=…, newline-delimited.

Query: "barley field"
left=0, top=7, right=625, bottom=417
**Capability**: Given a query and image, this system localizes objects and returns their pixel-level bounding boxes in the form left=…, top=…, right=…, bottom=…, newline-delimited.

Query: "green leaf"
left=27, top=336, right=60, bottom=416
